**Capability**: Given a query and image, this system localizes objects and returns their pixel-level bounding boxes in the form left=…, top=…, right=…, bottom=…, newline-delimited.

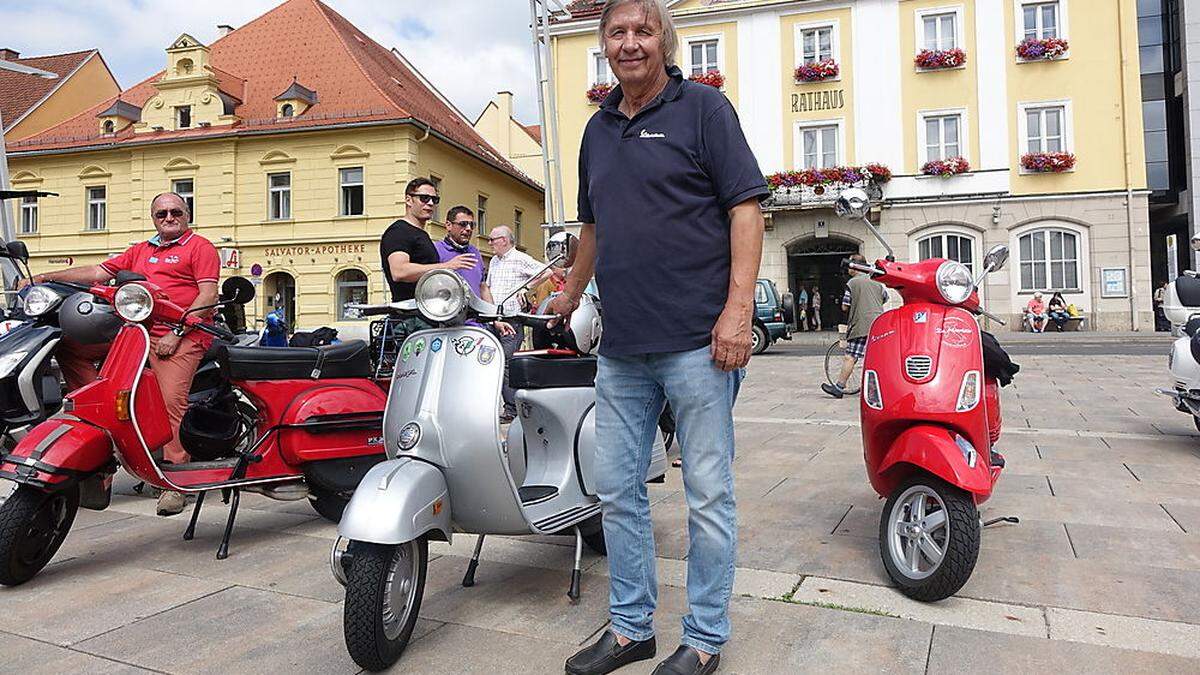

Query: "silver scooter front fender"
left=337, top=457, right=451, bottom=545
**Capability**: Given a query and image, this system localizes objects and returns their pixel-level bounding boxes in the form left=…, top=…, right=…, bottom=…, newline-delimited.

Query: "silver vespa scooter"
left=331, top=233, right=669, bottom=672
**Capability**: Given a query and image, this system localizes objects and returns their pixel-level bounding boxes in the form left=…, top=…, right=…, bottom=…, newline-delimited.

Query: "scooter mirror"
left=545, top=231, right=578, bottom=268
left=220, top=277, right=256, bottom=305
left=834, top=188, right=871, bottom=221
left=5, top=240, right=29, bottom=263
left=983, top=244, right=1010, bottom=272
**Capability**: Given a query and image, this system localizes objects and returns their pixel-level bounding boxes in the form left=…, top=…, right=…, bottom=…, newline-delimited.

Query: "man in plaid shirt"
left=486, top=225, right=550, bottom=420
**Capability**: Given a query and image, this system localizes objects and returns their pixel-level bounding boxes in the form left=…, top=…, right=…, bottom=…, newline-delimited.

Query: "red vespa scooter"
left=834, top=188, right=1019, bottom=601
left=0, top=274, right=389, bottom=586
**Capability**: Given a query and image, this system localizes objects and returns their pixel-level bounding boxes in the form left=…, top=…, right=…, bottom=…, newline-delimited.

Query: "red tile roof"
left=0, top=49, right=99, bottom=130
left=8, top=0, right=538, bottom=190
left=559, top=0, right=607, bottom=22
left=523, top=124, right=543, bottom=144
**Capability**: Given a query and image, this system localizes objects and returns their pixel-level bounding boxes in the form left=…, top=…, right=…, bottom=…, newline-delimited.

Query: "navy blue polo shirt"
left=578, top=66, right=768, bottom=356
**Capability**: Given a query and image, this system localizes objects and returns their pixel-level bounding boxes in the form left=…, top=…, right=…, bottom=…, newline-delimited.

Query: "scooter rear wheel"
left=343, top=538, right=428, bottom=671
left=0, top=484, right=80, bottom=586
left=879, top=476, right=979, bottom=602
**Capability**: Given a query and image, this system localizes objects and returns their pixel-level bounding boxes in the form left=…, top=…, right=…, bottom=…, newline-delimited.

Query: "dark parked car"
left=753, top=278, right=791, bottom=355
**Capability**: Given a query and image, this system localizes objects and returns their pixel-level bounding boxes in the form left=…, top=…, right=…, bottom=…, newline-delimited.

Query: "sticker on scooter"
left=477, top=345, right=497, bottom=365
left=367, top=435, right=384, bottom=446
left=431, top=337, right=443, bottom=353
left=914, top=311, right=927, bottom=324
left=414, top=338, right=426, bottom=357
left=452, top=336, right=479, bottom=356
left=936, top=315, right=974, bottom=348
left=401, top=340, right=414, bottom=362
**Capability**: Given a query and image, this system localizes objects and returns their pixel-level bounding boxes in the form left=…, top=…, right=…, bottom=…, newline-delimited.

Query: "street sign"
left=815, top=220, right=828, bottom=238
left=47, top=257, right=74, bottom=266
left=250, top=263, right=263, bottom=277
left=220, top=248, right=241, bottom=269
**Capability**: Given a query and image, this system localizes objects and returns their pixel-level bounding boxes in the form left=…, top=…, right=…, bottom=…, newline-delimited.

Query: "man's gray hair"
left=489, top=225, right=516, bottom=244
left=598, top=0, right=678, bottom=68
left=150, top=191, right=191, bottom=219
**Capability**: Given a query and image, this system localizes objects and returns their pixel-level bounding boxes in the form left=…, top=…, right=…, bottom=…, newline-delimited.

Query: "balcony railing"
left=763, top=179, right=884, bottom=210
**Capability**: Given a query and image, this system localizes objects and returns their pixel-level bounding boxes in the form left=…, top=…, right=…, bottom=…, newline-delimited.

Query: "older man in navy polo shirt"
left=554, top=2, right=767, bottom=674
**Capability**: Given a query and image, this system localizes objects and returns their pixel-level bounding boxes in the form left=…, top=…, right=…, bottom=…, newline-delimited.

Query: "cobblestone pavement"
left=2, top=351, right=1199, bottom=674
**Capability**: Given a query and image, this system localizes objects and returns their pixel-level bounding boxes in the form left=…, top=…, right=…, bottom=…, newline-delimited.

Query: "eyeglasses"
left=450, top=221, right=476, bottom=228
left=487, top=236, right=506, bottom=242
left=153, top=209, right=186, bottom=219
left=407, top=193, right=441, bottom=205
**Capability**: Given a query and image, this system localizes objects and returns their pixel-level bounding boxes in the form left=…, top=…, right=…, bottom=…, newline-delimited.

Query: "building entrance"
left=787, top=236, right=860, bottom=331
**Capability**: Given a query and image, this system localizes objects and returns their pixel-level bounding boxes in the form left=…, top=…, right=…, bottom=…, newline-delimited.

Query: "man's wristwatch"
left=172, top=326, right=186, bottom=337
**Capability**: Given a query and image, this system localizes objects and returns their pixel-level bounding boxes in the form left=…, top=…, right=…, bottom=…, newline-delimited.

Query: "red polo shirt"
left=100, top=229, right=220, bottom=342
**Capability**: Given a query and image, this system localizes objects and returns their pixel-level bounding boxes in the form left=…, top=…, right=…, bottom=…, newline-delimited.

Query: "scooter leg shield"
left=0, top=417, right=112, bottom=491
left=337, top=458, right=451, bottom=545
left=877, top=425, right=993, bottom=499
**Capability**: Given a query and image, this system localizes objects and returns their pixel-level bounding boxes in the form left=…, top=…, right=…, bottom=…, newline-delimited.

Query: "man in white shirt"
left=486, top=225, right=551, bottom=420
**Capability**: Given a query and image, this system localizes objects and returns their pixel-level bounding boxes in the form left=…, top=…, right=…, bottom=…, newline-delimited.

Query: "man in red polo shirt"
left=23, top=192, right=219, bottom=515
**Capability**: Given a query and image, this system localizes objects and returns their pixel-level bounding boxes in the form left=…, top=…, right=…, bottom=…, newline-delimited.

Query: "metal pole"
left=0, top=106, right=18, bottom=294
left=529, top=0, right=555, bottom=225
left=539, top=1, right=568, bottom=231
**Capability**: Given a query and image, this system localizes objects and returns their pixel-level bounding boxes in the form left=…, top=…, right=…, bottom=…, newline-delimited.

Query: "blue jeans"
left=594, top=345, right=743, bottom=655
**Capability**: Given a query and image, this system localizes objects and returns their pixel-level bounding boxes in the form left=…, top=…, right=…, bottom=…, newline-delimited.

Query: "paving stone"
left=75, top=586, right=357, bottom=674
left=396, top=623, right=580, bottom=673
left=1161, top=502, right=1200, bottom=533
left=1126, top=462, right=1200, bottom=485
left=1066, top=522, right=1200, bottom=570
left=0, top=631, right=154, bottom=674
left=1048, top=476, right=1200, bottom=506
left=1047, top=606, right=1200, bottom=659
left=980, top=492, right=1182, bottom=531
left=926, top=625, right=1200, bottom=674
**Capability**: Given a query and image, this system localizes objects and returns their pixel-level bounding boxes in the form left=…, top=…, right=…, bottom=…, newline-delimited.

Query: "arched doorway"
left=263, top=271, right=297, bottom=330
left=787, top=235, right=860, bottom=331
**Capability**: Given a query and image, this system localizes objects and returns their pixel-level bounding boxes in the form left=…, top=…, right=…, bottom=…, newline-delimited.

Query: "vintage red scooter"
left=834, top=188, right=1019, bottom=601
left=0, top=274, right=389, bottom=585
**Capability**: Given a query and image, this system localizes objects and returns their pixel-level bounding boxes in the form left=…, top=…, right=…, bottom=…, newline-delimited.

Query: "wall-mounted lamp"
left=991, top=205, right=1001, bottom=226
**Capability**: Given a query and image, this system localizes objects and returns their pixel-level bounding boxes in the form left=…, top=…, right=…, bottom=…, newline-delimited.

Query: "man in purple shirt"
left=435, top=205, right=516, bottom=348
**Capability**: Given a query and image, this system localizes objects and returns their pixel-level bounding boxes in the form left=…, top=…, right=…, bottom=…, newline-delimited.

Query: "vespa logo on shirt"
left=639, top=129, right=666, bottom=139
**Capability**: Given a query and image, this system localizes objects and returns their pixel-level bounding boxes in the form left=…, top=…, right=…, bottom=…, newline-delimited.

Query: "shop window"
left=172, top=178, right=195, bottom=218
left=268, top=172, right=291, bottom=220
left=336, top=269, right=369, bottom=320
left=340, top=167, right=364, bottom=216
left=1019, top=229, right=1079, bottom=291
left=917, top=232, right=975, bottom=275
left=87, top=186, right=106, bottom=230
left=20, top=196, right=37, bottom=234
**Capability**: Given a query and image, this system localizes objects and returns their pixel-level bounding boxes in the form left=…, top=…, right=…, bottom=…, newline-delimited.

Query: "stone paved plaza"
left=3, top=349, right=1200, bottom=674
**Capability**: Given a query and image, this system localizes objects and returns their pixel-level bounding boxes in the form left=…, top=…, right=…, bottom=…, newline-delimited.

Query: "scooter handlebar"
left=348, top=301, right=418, bottom=317
left=841, top=258, right=882, bottom=276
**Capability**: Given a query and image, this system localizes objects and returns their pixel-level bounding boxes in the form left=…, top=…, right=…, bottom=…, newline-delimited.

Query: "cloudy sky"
left=0, top=0, right=547, bottom=124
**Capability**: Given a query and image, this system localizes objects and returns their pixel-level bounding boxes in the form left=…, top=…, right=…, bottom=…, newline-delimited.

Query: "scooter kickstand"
left=462, top=535, right=485, bottom=587
left=183, top=491, right=206, bottom=541
left=215, top=489, right=240, bottom=560
left=983, top=516, right=1020, bottom=527
left=567, top=526, right=583, bottom=604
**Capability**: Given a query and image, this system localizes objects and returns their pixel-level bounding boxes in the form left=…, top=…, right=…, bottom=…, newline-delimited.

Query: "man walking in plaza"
left=822, top=254, right=887, bottom=398
left=486, top=224, right=549, bottom=421
left=19, top=193, right=219, bottom=516
left=553, top=2, right=768, bottom=673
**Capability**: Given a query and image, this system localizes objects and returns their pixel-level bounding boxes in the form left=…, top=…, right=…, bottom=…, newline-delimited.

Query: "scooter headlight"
left=23, top=285, right=61, bottom=317
left=114, top=283, right=154, bottom=322
left=415, top=271, right=468, bottom=323
left=936, top=261, right=974, bottom=305
left=956, top=370, right=981, bottom=412
left=863, top=370, right=883, bottom=410
left=397, top=422, right=421, bottom=451
left=0, top=350, right=30, bottom=378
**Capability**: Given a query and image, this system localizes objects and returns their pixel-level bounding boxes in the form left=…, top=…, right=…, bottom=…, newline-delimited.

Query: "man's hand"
left=493, top=320, right=516, bottom=337
left=710, top=301, right=753, bottom=371
left=546, top=293, right=580, bottom=328
left=155, top=333, right=182, bottom=358
left=442, top=254, right=477, bottom=271
left=14, top=276, right=33, bottom=291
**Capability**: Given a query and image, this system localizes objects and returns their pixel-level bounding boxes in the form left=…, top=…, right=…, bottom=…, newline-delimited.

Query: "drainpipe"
left=1118, top=0, right=1140, bottom=331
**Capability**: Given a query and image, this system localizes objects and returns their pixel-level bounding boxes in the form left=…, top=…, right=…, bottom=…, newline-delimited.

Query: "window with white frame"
left=513, top=208, right=523, bottom=245
left=1025, top=105, right=1066, bottom=154
left=268, top=172, right=291, bottom=220
left=20, top=195, right=37, bottom=234
left=340, top=167, right=365, bottom=216
left=922, top=11, right=959, bottom=51
left=800, top=25, right=835, bottom=64
left=917, top=232, right=975, bottom=274
left=1022, top=1, right=1060, bottom=40
left=172, top=178, right=194, bottom=218
left=336, top=269, right=369, bottom=320
left=1019, top=228, right=1079, bottom=291
left=86, top=187, right=106, bottom=231
left=688, top=38, right=720, bottom=77
left=923, top=113, right=963, bottom=163
left=798, top=124, right=839, bottom=169
left=590, top=49, right=613, bottom=85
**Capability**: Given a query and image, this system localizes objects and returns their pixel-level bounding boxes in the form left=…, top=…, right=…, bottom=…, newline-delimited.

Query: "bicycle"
left=823, top=331, right=862, bottom=395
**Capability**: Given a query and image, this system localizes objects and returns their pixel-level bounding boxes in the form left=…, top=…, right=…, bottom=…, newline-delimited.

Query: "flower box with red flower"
left=1016, top=37, right=1069, bottom=61
left=586, top=82, right=614, bottom=105
left=765, top=164, right=891, bottom=207
left=914, top=48, right=967, bottom=70
left=920, top=157, right=971, bottom=177
left=1021, top=151, right=1076, bottom=173
left=794, top=59, right=840, bottom=83
left=689, top=69, right=725, bottom=89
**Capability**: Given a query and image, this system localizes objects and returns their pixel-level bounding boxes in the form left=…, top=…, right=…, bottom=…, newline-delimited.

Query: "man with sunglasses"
left=20, top=192, right=219, bottom=516
left=380, top=178, right=476, bottom=305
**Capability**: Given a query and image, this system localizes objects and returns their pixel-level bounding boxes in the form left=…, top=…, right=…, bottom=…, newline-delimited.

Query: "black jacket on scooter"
left=981, top=331, right=1020, bottom=387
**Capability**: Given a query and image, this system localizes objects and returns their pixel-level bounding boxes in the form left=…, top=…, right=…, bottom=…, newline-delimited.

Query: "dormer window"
left=281, top=103, right=294, bottom=118
left=103, top=120, right=115, bottom=134
left=176, top=106, right=192, bottom=129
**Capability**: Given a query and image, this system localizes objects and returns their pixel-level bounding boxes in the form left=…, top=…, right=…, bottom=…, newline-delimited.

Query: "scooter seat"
left=510, top=353, right=596, bottom=389
left=217, top=340, right=372, bottom=381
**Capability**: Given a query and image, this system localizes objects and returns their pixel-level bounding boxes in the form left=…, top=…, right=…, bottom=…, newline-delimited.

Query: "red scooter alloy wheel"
left=879, top=476, right=980, bottom=602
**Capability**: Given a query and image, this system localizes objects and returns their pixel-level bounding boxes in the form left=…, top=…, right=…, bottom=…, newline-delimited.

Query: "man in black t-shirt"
left=380, top=177, right=477, bottom=301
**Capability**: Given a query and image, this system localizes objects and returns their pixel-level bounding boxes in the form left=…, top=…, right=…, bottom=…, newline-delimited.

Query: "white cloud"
left=0, top=0, right=544, bottom=123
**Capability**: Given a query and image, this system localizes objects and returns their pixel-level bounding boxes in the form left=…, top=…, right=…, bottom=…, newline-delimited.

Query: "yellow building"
left=550, top=0, right=1150, bottom=330
left=0, top=48, right=120, bottom=142
left=474, top=91, right=546, bottom=187
left=6, top=0, right=544, bottom=332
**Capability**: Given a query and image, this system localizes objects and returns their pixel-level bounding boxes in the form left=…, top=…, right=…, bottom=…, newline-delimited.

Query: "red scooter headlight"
left=114, top=283, right=154, bottom=322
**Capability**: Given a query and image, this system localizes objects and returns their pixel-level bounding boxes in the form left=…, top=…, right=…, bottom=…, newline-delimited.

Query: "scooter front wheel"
left=879, top=477, right=979, bottom=602
left=0, top=484, right=80, bottom=586
left=343, top=538, right=428, bottom=671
